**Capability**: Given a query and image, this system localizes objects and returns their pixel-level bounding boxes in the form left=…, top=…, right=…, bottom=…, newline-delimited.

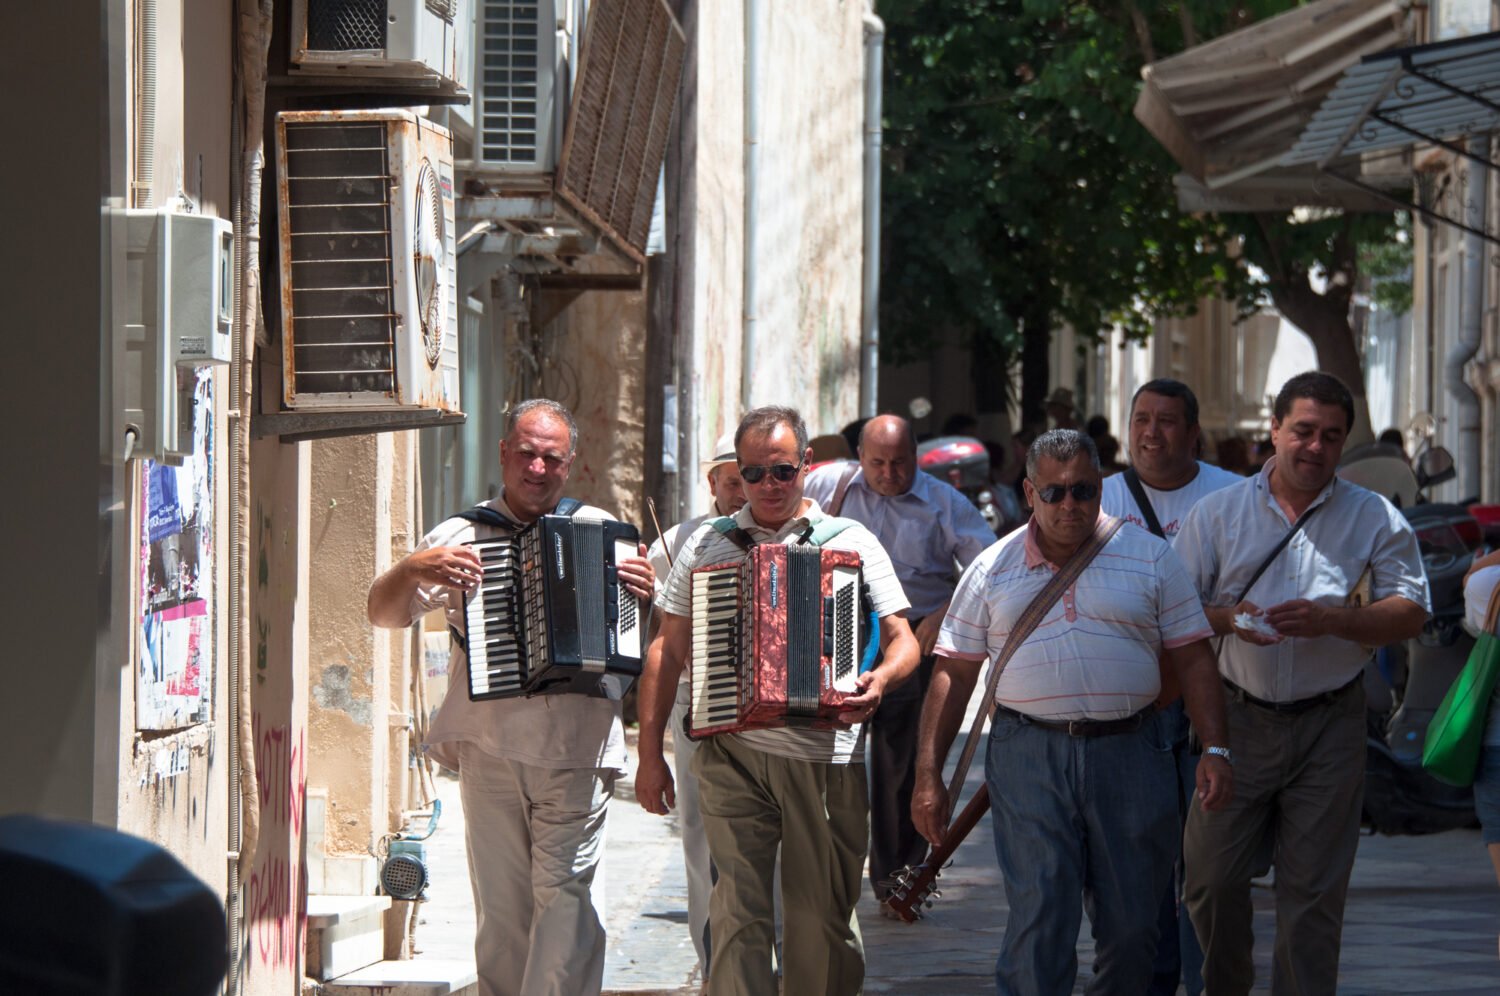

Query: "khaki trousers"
left=1183, top=681, right=1365, bottom=996
left=457, top=742, right=614, bottom=996
left=694, top=735, right=868, bottom=996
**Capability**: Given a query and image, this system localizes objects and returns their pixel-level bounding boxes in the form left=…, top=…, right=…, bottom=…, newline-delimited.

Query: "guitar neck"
left=930, top=782, right=991, bottom=867
left=884, top=782, right=992, bottom=923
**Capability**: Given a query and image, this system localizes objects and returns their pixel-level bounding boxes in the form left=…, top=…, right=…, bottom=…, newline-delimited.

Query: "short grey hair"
left=1026, top=429, right=1100, bottom=480
left=735, top=406, right=809, bottom=457
left=508, top=399, right=578, bottom=455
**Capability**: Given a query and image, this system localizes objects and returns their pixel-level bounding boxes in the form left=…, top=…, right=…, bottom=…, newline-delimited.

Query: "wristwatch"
left=1203, top=745, right=1234, bottom=766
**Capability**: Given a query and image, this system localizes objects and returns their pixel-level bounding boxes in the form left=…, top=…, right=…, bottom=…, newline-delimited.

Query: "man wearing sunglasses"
left=636, top=405, right=920, bottom=996
left=912, top=428, right=1233, bottom=995
left=803, top=414, right=994, bottom=912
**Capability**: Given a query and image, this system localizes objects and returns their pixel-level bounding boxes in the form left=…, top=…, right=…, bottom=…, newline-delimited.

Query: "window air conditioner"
left=473, top=0, right=570, bottom=173
left=290, top=0, right=466, bottom=87
left=276, top=109, right=460, bottom=413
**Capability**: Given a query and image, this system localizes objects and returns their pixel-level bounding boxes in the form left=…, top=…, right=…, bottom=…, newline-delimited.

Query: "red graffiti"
left=246, top=855, right=307, bottom=968
left=252, top=713, right=305, bottom=834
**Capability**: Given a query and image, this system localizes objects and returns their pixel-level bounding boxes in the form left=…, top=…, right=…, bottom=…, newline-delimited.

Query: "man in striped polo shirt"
left=634, top=405, right=920, bottom=996
left=912, top=429, right=1233, bottom=995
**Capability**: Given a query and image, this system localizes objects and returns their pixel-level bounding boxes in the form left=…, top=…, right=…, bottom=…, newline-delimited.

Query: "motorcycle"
left=916, top=435, right=1024, bottom=535
left=1338, top=442, right=1483, bottom=834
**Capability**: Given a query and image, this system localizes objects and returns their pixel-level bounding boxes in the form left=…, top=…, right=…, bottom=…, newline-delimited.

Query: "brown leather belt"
left=996, top=704, right=1151, bottom=738
left=1223, top=674, right=1360, bottom=716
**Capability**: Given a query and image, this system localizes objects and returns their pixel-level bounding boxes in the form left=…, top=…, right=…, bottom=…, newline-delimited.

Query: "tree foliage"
left=880, top=0, right=1408, bottom=435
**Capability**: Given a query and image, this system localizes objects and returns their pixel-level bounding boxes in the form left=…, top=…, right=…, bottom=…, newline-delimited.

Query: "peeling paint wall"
left=536, top=289, right=650, bottom=525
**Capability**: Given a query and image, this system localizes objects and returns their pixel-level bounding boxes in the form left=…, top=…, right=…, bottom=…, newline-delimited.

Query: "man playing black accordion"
left=635, top=405, right=919, bottom=996
left=367, top=399, right=655, bottom=996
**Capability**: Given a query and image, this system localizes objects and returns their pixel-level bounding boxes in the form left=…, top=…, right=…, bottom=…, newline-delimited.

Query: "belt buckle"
left=1066, top=719, right=1086, bottom=737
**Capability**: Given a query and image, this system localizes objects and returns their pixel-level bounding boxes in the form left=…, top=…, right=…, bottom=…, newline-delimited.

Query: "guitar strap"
left=942, top=513, right=1126, bottom=809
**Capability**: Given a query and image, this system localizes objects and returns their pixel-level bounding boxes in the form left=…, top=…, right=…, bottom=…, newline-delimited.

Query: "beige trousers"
left=457, top=742, right=614, bottom=996
left=694, top=734, right=868, bottom=996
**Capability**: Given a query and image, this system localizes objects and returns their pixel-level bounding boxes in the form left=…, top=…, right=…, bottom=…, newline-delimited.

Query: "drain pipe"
left=1447, top=137, right=1486, bottom=499
left=859, top=8, right=884, bottom=419
left=740, top=0, right=762, bottom=411
left=133, top=0, right=157, bottom=207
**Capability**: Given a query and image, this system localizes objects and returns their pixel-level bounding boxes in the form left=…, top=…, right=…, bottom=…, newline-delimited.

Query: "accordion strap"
left=943, top=514, right=1125, bottom=808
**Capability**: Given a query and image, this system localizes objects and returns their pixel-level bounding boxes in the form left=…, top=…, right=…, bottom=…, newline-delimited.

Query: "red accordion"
left=687, top=543, right=871, bottom=738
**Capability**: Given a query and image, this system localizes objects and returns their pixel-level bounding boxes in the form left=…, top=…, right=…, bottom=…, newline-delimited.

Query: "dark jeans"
left=986, top=707, right=1177, bottom=996
left=867, top=652, right=936, bottom=896
left=1148, top=700, right=1205, bottom=996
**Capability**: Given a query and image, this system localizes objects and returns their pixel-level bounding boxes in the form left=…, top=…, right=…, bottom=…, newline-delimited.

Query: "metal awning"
left=1281, top=29, right=1500, bottom=242
left=1133, top=0, right=1416, bottom=210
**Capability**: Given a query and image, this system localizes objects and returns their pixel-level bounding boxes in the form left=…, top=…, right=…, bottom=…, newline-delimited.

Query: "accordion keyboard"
left=830, top=564, right=861, bottom=692
left=465, top=538, right=526, bottom=698
left=690, top=566, right=742, bottom=731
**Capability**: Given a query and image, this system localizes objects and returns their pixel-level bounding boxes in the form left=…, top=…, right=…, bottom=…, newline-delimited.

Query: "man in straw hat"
left=644, top=432, right=748, bottom=976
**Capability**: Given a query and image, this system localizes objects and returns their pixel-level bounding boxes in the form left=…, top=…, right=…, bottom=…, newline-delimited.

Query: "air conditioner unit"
left=276, top=109, right=460, bottom=413
left=466, top=0, right=685, bottom=263
left=290, top=0, right=467, bottom=87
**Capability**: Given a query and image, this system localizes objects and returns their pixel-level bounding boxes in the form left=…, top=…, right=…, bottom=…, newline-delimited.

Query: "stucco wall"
left=681, top=1, right=867, bottom=512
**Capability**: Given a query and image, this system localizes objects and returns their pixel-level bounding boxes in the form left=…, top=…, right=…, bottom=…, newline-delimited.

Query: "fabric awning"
left=1133, top=0, right=1416, bottom=210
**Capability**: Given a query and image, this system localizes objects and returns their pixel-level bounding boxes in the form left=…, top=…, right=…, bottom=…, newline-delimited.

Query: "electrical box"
left=116, top=208, right=234, bottom=463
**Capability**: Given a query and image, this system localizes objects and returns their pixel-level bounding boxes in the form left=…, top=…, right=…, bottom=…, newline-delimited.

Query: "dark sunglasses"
left=1032, top=482, right=1099, bottom=504
left=739, top=461, right=803, bottom=484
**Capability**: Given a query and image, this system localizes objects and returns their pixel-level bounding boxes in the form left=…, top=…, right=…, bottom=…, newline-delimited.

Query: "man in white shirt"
left=644, top=433, right=746, bottom=976
left=366, top=400, right=656, bottom=996
left=635, top=406, right=920, bottom=996
left=804, top=415, right=994, bottom=908
left=1174, top=372, right=1429, bottom=995
left=913, top=428, right=1232, bottom=995
left=1099, top=378, right=1241, bottom=996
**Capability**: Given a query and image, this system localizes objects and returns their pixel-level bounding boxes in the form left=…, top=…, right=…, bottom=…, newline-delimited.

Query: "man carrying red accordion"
left=635, top=406, right=920, bottom=996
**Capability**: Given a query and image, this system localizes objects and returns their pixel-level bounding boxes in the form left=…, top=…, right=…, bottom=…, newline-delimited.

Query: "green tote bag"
left=1421, top=583, right=1500, bottom=787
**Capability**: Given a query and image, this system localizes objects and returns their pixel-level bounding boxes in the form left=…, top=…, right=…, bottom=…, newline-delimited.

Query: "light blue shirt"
left=804, top=463, right=995, bottom=618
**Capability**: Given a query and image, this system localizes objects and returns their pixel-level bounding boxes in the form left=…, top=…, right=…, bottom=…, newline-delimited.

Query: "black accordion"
left=462, top=514, right=643, bottom=701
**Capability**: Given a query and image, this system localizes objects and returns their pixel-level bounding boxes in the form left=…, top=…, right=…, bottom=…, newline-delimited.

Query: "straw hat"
left=701, top=432, right=737, bottom=472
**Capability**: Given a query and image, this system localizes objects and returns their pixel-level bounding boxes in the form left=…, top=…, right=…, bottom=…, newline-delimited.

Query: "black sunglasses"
left=1032, top=481, right=1099, bottom=504
left=740, top=461, right=803, bottom=484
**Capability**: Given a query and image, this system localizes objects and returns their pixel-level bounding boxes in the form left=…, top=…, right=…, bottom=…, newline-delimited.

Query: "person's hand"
left=836, top=668, right=887, bottom=726
left=634, top=751, right=676, bottom=816
left=911, top=769, right=951, bottom=846
left=617, top=544, right=656, bottom=601
left=405, top=546, right=483, bottom=593
left=1230, top=600, right=1282, bottom=646
left=1195, top=754, right=1234, bottom=812
left=1263, top=598, right=1331, bottom=639
left=913, top=613, right=945, bottom=657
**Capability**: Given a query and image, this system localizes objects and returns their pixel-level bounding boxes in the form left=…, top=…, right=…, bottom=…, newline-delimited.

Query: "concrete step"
left=321, top=958, right=478, bottom=996
left=305, top=894, right=392, bottom=982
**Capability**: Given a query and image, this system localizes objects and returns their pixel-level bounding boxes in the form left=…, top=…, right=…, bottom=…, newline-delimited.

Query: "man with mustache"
left=913, top=428, right=1232, bottom=995
left=1174, top=372, right=1429, bottom=994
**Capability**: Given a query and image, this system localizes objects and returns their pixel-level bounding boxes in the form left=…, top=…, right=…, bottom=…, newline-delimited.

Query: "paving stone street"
left=412, top=704, right=1500, bottom=995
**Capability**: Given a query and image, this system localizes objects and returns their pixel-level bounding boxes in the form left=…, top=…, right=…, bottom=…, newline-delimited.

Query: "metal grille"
left=282, top=121, right=398, bottom=397
left=425, top=0, right=458, bottom=21
left=558, top=0, right=686, bottom=257
left=306, top=0, right=388, bottom=52
left=479, top=1, right=543, bottom=165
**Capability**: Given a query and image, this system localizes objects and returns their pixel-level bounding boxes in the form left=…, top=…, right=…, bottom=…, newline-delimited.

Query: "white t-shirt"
left=413, top=493, right=629, bottom=775
left=1100, top=461, right=1244, bottom=541
left=658, top=499, right=910, bottom=763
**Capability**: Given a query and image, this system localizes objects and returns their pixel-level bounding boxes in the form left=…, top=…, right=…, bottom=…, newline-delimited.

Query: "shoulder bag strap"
left=1233, top=498, right=1326, bottom=606
left=827, top=462, right=861, bottom=517
left=943, top=514, right=1127, bottom=806
left=1486, top=578, right=1500, bottom=635
left=1123, top=468, right=1166, bottom=540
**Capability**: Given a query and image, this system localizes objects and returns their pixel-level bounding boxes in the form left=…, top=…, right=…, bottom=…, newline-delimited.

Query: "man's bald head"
left=858, top=415, right=918, bottom=496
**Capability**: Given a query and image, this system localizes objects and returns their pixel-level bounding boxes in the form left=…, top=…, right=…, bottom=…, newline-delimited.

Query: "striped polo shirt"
left=936, top=514, right=1212, bottom=720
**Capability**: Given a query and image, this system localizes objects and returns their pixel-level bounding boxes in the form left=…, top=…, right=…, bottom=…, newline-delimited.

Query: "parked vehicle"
left=916, top=435, right=1024, bottom=535
left=1339, top=443, right=1482, bottom=834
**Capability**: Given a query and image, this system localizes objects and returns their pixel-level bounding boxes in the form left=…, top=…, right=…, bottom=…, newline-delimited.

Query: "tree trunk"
left=1266, top=287, right=1373, bottom=445
left=1019, top=302, right=1052, bottom=433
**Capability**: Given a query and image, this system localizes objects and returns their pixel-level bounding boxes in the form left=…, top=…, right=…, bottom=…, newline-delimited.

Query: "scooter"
left=916, top=435, right=1024, bottom=536
left=1338, top=442, right=1480, bottom=834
